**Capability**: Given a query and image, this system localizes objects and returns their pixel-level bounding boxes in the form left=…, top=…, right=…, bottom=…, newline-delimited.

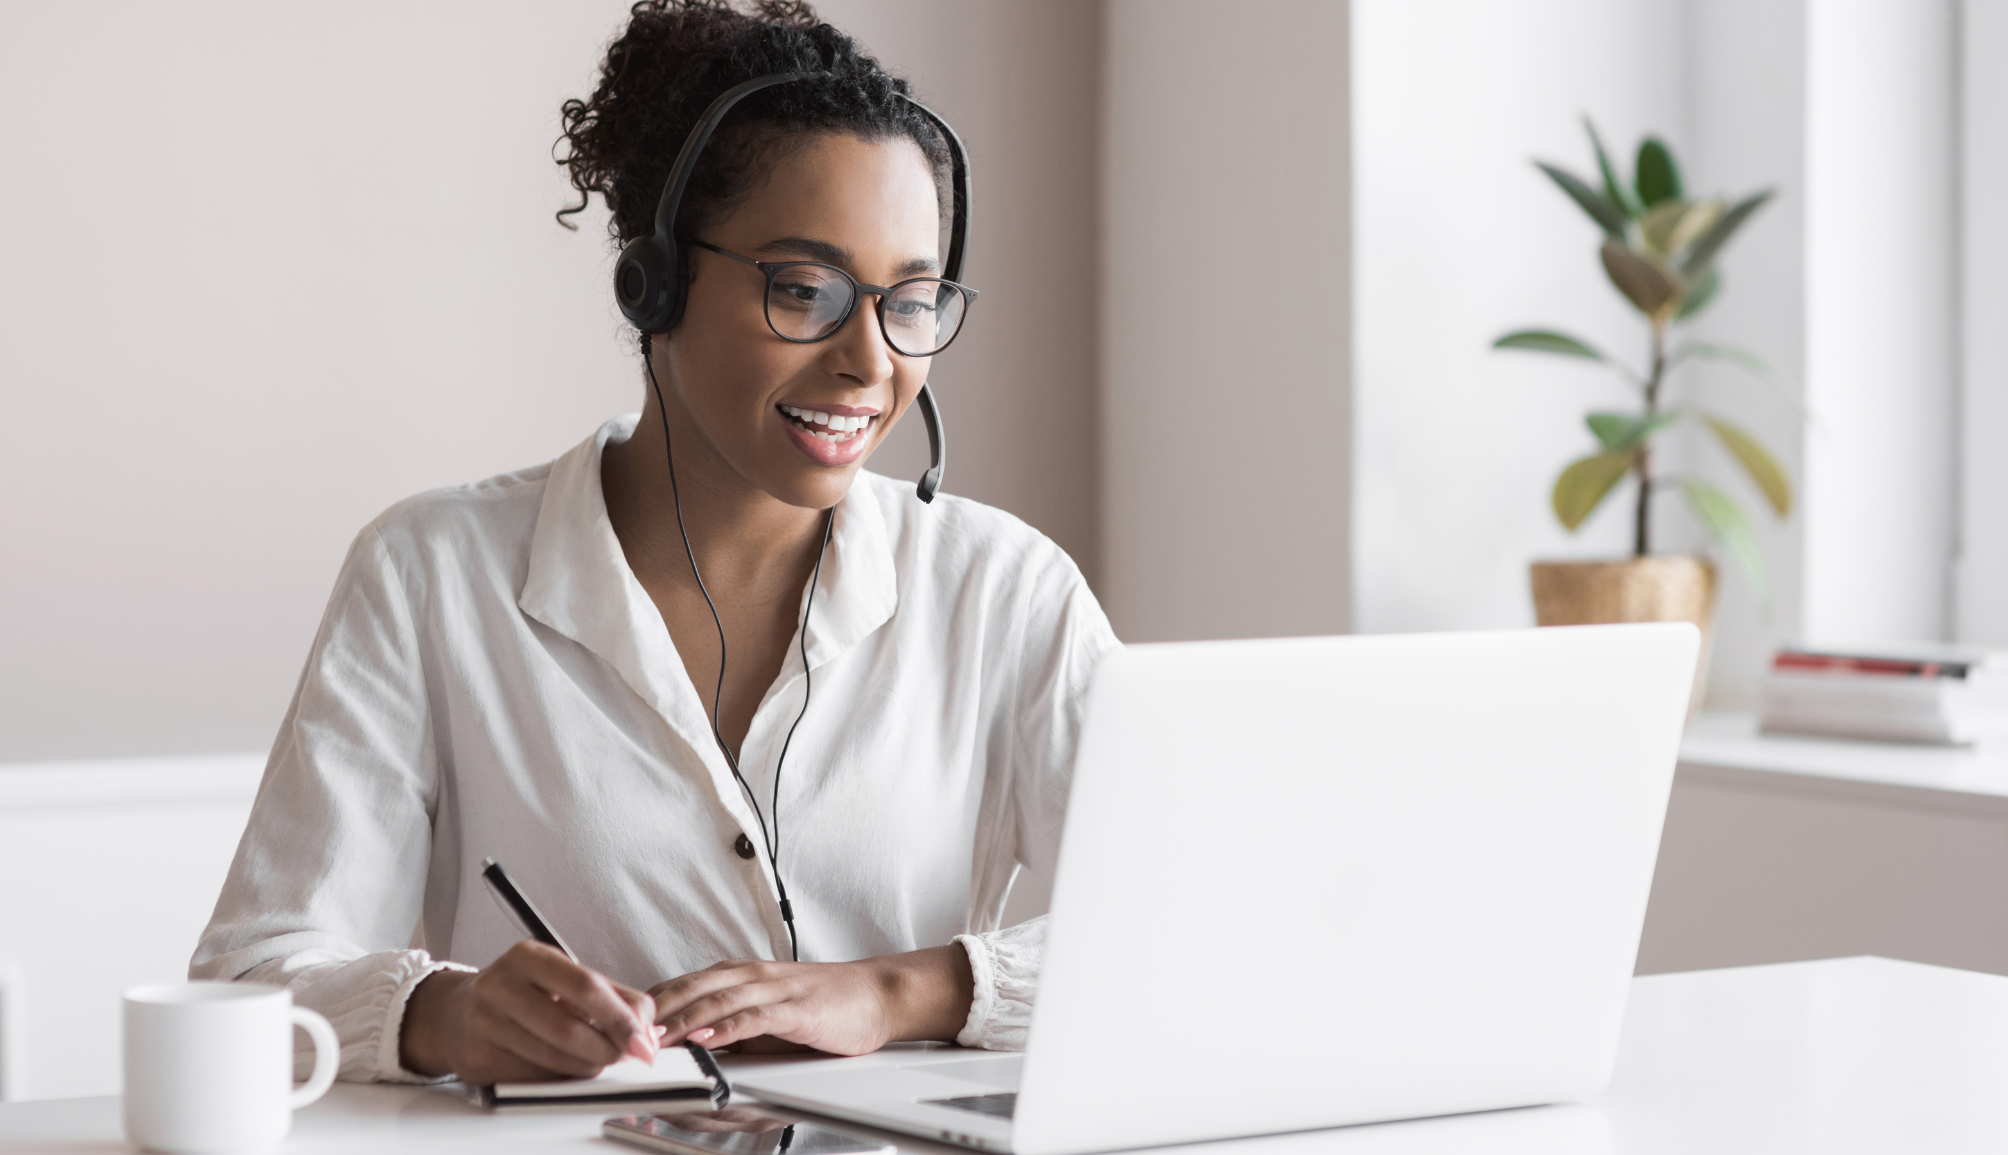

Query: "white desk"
left=5, top=957, right=2005, bottom=1154
left=1638, top=714, right=2008, bottom=976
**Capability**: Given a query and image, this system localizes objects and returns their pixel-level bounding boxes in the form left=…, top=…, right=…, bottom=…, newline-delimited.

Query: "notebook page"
left=493, top=1044, right=712, bottom=1099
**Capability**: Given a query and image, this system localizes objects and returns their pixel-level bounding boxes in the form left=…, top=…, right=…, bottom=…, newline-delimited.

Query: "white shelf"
left=1680, top=712, right=2008, bottom=808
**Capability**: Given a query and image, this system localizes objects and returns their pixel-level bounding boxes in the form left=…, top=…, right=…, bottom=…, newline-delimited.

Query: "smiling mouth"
left=779, top=405, right=877, bottom=444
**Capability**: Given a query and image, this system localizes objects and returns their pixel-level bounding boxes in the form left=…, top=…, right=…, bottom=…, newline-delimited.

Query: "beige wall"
left=0, top=1, right=1106, bottom=761
left=1101, top=0, right=1352, bottom=642
left=819, top=1, right=1104, bottom=593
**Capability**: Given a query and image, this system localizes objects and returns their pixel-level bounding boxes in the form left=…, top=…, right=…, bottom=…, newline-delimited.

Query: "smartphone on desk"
left=605, top=1107, right=895, bottom=1155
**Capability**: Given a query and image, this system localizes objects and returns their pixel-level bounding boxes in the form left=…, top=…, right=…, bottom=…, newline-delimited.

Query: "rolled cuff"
left=952, top=916, right=1045, bottom=1051
left=371, top=955, right=479, bottom=1083
left=246, top=947, right=475, bottom=1084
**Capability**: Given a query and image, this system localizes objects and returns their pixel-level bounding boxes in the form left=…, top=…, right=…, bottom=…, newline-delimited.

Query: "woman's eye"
left=774, top=281, right=826, bottom=306
left=769, top=272, right=847, bottom=312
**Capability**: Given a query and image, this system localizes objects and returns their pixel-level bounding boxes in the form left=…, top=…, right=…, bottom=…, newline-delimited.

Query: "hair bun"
left=555, top=0, right=948, bottom=251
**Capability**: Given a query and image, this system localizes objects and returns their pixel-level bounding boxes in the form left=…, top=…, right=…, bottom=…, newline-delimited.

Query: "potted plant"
left=1495, top=122, right=1791, bottom=710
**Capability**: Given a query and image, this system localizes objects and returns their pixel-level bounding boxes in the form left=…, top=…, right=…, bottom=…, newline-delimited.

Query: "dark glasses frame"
left=686, top=238, right=978, bottom=357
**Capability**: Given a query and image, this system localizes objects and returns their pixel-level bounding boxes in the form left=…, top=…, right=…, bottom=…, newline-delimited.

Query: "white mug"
left=122, top=982, right=339, bottom=1155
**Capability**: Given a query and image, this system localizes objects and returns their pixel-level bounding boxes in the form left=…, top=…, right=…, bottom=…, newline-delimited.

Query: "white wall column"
left=1682, top=0, right=1808, bottom=706
left=1802, top=0, right=1959, bottom=645
left=1959, top=0, right=2008, bottom=646
left=1352, top=0, right=1689, bottom=635
left=1101, top=0, right=1351, bottom=643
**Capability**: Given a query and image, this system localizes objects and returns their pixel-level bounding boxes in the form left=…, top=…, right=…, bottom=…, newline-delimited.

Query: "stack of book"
left=1760, top=643, right=2008, bottom=745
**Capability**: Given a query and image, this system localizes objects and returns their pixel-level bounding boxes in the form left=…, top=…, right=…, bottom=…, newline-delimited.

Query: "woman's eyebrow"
left=758, top=236, right=851, bottom=264
left=757, top=236, right=943, bottom=279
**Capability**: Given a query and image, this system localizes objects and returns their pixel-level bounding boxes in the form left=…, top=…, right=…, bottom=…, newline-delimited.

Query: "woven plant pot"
left=1529, top=556, right=1716, bottom=714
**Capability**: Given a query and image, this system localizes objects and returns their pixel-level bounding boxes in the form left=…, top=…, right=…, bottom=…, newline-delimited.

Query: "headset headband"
left=649, top=74, right=971, bottom=282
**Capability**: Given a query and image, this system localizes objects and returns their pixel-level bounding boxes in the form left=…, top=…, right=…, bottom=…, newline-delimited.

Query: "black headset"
left=617, top=73, right=973, bottom=960
left=614, top=71, right=970, bottom=504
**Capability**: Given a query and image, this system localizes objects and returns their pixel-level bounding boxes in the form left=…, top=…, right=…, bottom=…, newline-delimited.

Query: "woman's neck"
left=602, top=391, right=828, bottom=599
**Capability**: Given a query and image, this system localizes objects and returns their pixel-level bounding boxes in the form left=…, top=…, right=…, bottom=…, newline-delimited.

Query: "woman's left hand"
left=649, top=944, right=974, bottom=1055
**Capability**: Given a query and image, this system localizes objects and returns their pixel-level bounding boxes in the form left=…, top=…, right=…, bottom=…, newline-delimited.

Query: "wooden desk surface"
left=4, top=957, right=2005, bottom=1154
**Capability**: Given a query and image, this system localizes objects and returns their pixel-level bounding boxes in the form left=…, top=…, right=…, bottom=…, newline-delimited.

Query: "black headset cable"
left=644, top=338, right=827, bottom=960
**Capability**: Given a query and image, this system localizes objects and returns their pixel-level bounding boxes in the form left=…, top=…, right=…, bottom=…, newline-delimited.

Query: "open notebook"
left=477, top=1041, right=730, bottom=1109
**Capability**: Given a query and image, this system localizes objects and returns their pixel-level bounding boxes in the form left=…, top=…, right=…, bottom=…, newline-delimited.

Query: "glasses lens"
left=880, top=280, right=968, bottom=356
left=765, top=265, right=856, bottom=340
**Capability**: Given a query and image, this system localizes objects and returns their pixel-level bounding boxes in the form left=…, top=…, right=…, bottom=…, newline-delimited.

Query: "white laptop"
left=735, top=624, right=1697, bottom=1155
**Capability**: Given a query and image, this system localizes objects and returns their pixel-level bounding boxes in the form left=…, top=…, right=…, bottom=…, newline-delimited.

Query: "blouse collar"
left=518, top=413, right=899, bottom=745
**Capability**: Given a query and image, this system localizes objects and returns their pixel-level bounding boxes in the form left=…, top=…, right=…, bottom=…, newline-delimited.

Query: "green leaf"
left=1677, top=190, right=1773, bottom=280
left=1493, top=330, right=1607, bottom=360
left=1600, top=239, right=1682, bottom=317
left=1700, top=412, right=1793, bottom=516
left=1638, top=200, right=1689, bottom=256
left=1553, top=451, right=1636, bottom=531
left=1666, top=199, right=1723, bottom=255
left=1586, top=411, right=1681, bottom=453
left=1681, top=340, right=1770, bottom=376
left=1635, top=137, right=1684, bottom=205
left=1674, top=268, right=1719, bottom=319
left=1537, top=161, right=1629, bottom=238
left=1584, top=118, right=1643, bottom=218
left=1682, top=479, right=1767, bottom=601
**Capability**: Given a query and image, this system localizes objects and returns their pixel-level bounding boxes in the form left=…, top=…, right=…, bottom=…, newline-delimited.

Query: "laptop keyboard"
left=924, top=1092, right=1018, bottom=1120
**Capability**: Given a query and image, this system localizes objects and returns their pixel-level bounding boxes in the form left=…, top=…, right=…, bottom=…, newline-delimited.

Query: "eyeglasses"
left=686, top=239, right=977, bottom=358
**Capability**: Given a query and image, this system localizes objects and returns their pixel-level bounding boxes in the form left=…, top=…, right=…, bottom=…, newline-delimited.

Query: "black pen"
left=481, top=857, right=659, bottom=1062
left=480, top=857, right=580, bottom=960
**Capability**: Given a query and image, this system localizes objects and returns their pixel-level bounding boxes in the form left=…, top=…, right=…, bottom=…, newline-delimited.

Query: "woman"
left=191, top=0, right=1115, bottom=1086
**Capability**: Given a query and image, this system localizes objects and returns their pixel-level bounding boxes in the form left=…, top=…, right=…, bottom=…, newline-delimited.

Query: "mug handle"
left=288, top=1006, right=340, bottom=1109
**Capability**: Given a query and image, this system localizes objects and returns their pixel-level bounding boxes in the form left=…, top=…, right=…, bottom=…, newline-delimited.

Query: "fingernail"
left=655, top=1025, right=669, bottom=1039
left=690, top=1028, right=715, bottom=1043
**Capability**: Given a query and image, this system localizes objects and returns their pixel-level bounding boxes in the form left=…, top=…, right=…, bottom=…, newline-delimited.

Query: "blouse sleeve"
left=189, top=526, right=460, bottom=1083
left=953, top=917, right=1045, bottom=1050
left=953, top=549, right=1120, bottom=1050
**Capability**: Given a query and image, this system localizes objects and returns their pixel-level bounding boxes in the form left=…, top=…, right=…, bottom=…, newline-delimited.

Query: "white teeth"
left=782, top=406, right=874, bottom=439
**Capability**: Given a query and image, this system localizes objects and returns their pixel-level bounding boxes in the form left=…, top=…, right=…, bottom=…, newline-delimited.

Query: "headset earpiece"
left=614, top=235, right=681, bottom=333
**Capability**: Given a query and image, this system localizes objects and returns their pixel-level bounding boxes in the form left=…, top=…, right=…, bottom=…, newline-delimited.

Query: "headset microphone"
left=621, top=73, right=973, bottom=960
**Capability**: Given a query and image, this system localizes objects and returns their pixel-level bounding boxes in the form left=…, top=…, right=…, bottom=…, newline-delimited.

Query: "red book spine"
left=1773, top=652, right=1950, bottom=678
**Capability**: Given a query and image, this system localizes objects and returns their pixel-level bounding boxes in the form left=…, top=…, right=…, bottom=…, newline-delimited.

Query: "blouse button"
left=734, top=834, right=756, bottom=860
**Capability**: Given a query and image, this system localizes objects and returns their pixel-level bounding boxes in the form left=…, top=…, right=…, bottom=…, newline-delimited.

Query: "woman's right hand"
left=398, top=941, right=661, bottom=1083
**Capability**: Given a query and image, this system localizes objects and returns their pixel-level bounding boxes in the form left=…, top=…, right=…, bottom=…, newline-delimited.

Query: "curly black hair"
left=555, top=0, right=951, bottom=252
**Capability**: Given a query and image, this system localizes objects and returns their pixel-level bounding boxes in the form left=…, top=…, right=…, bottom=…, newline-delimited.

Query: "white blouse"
left=190, top=414, right=1119, bottom=1082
